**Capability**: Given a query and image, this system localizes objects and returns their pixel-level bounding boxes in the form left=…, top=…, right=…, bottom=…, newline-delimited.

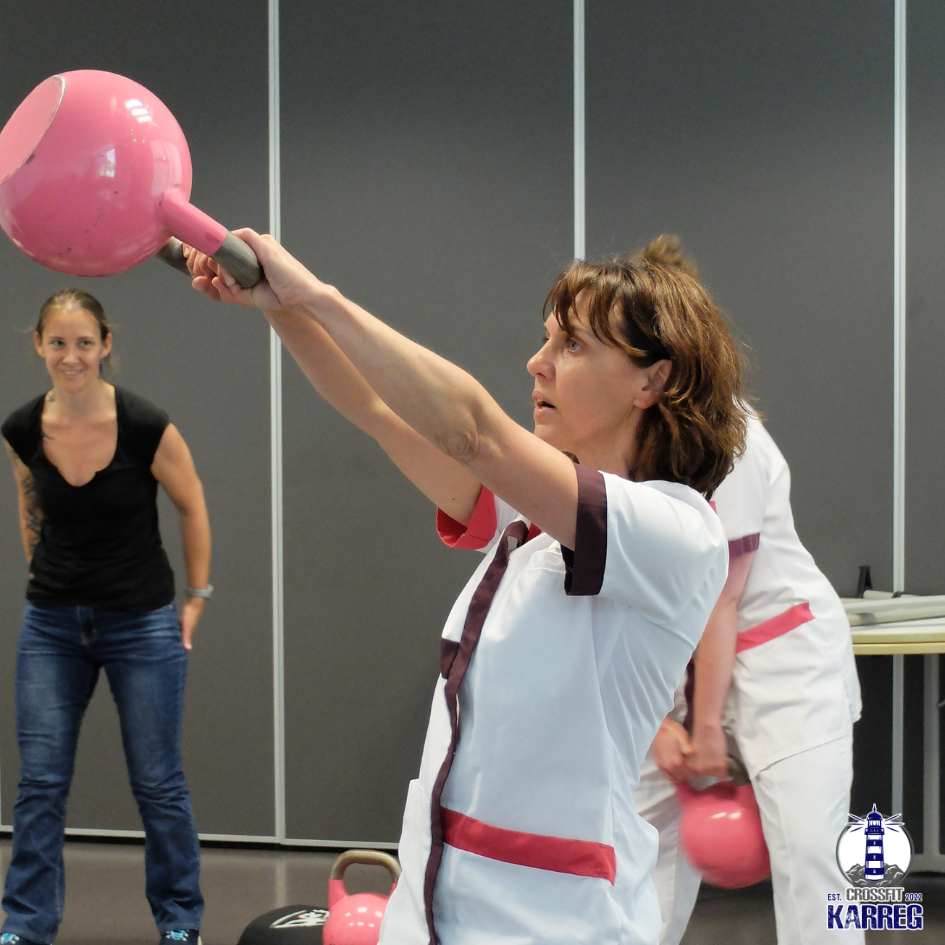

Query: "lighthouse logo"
left=836, top=805, right=913, bottom=887
left=827, top=805, right=922, bottom=932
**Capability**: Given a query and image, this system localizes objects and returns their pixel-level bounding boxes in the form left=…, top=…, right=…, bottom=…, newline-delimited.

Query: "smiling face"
left=34, top=306, right=112, bottom=395
left=527, top=298, right=670, bottom=475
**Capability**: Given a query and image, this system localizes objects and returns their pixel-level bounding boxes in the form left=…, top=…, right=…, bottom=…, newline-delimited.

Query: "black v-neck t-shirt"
left=2, top=386, right=176, bottom=610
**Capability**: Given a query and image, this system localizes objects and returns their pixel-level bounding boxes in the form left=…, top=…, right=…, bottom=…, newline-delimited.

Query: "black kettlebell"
left=236, top=904, right=328, bottom=945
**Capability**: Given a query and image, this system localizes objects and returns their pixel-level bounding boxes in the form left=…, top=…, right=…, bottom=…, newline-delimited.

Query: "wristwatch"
left=186, top=584, right=214, bottom=599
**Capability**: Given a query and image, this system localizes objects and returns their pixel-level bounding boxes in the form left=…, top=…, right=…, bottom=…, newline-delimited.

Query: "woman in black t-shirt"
left=0, top=290, right=211, bottom=945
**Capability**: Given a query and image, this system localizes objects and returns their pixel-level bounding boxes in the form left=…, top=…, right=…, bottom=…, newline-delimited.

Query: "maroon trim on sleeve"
left=562, top=465, right=607, bottom=597
left=728, top=533, right=760, bottom=559
left=436, top=487, right=497, bottom=549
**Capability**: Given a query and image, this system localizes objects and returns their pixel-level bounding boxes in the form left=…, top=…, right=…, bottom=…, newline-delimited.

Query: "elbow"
left=175, top=495, right=208, bottom=521
left=434, top=386, right=499, bottom=469
left=439, top=425, right=483, bottom=467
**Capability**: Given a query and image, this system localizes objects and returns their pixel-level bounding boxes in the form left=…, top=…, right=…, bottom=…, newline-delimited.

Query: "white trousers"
left=635, top=733, right=864, bottom=945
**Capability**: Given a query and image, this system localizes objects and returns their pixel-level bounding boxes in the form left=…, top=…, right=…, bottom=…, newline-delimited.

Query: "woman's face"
left=526, top=299, right=669, bottom=475
left=34, top=306, right=112, bottom=394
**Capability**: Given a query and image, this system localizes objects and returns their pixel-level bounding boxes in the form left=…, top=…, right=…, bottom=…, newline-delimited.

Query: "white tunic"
left=714, top=417, right=862, bottom=777
left=378, top=465, right=727, bottom=945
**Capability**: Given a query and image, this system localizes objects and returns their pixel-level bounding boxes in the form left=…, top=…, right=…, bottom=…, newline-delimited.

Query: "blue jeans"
left=2, top=602, right=203, bottom=943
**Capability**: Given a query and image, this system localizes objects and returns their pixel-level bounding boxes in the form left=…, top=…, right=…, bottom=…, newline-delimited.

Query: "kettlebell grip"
left=330, top=849, right=402, bottom=884
left=727, top=755, right=750, bottom=786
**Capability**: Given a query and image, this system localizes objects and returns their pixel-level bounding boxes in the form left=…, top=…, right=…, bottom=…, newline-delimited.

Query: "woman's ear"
left=635, top=359, right=672, bottom=408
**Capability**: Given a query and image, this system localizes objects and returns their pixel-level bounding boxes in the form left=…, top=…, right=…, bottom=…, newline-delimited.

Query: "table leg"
left=913, top=654, right=945, bottom=872
left=892, top=653, right=904, bottom=817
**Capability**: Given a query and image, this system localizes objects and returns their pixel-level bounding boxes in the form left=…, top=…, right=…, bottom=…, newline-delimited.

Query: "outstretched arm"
left=190, top=233, right=582, bottom=548
left=264, top=306, right=482, bottom=525
left=684, top=550, right=754, bottom=778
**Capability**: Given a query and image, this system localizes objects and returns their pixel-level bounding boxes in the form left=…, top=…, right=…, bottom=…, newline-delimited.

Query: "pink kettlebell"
left=323, top=850, right=401, bottom=945
left=0, top=69, right=259, bottom=286
left=675, top=757, right=770, bottom=889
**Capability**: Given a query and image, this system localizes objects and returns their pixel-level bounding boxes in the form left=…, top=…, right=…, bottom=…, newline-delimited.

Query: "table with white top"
left=845, top=597, right=945, bottom=872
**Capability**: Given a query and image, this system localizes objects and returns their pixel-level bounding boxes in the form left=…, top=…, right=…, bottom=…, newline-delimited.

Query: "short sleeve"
left=1, top=395, right=44, bottom=465
left=436, top=487, right=521, bottom=553
left=561, top=465, right=608, bottom=595
left=116, top=387, right=170, bottom=465
left=711, top=417, right=768, bottom=558
left=565, top=466, right=727, bottom=626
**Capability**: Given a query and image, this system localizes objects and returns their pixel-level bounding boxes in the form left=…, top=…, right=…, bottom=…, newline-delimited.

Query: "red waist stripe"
left=442, top=808, right=616, bottom=884
left=735, top=602, right=814, bottom=653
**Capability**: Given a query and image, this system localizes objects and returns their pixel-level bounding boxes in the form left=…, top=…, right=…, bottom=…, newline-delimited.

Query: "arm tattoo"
left=21, top=471, right=43, bottom=559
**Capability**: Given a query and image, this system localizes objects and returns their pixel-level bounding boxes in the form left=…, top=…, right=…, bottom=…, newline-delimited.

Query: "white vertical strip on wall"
left=893, top=0, right=907, bottom=591
left=268, top=0, right=286, bottom=842
left=573, top=0, right=585, bottom=260
left=891, top=0, right=907, bottom=818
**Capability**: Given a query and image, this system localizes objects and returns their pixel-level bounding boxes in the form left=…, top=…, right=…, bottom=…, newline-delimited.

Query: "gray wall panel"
left=586, top=0, right=894, bottom=595
left=0, top=0, right=274, bottom=836
left=280, top=0, right=572, bottom=841
left=0, top=0, right=934, bottom=851
left=901, top=0, right=945, bottom=852
left=906, top=0, right=945, bottom=595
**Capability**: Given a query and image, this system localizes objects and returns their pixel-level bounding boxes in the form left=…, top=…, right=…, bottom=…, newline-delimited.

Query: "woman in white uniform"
left=186, top=234, right=748, bottom=945
left=635, top=415, right=863, bottom=945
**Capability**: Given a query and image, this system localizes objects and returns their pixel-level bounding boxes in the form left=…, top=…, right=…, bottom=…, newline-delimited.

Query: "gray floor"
left=0, top=839, right=940, bottom=944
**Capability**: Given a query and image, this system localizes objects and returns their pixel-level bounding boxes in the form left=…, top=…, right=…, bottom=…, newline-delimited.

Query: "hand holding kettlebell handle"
left=157, top=236, right=261, bottom=288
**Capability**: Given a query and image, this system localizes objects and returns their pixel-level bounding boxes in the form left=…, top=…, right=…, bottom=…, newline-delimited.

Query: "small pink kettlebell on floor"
left=675, top=757, right=770, bottom=889
left=323, top=850, right=401, bottom=945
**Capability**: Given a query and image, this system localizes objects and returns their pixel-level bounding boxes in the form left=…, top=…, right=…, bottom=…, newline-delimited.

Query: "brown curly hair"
left=544, top=236, right=748, bottom=497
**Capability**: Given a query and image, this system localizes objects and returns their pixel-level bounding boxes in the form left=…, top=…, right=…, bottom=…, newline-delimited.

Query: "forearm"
left=18, top=517, right=36, bottom=563
left=17, top=497, right=41, bottom=563
left=298, top=289, right=501, bottom=466
left=195, top=234, right=498, bottom=465
left=691, top=598, right=739, bottom=733
left=265, top=306, right=400, bottom=440
left=178, top=504, right=211, bottom=591
left=192, top=236, right=497, bottom=511
left=265, top=305, right=482, bottom=520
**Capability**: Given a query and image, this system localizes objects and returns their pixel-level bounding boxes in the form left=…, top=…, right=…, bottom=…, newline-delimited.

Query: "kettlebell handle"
left=330, top=850, right=402, bottom=884
left=156, top=235, right=262, bottom=289
left=677, top=755, right=750, bottom=802
left=727, top=755, right=750, bottom=786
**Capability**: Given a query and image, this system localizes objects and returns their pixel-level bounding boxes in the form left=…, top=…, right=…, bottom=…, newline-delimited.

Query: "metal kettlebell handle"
left=727, top=755, right=750, bottom=786
left=329, top=850, right=402, bottom=884
left=157, top=235, right=262, bottom=288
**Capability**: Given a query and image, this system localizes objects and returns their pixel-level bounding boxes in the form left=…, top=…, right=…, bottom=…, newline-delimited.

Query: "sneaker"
left=1, top=935, right=41, bottom=945
left=162, top=933, right=201, bottom=945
